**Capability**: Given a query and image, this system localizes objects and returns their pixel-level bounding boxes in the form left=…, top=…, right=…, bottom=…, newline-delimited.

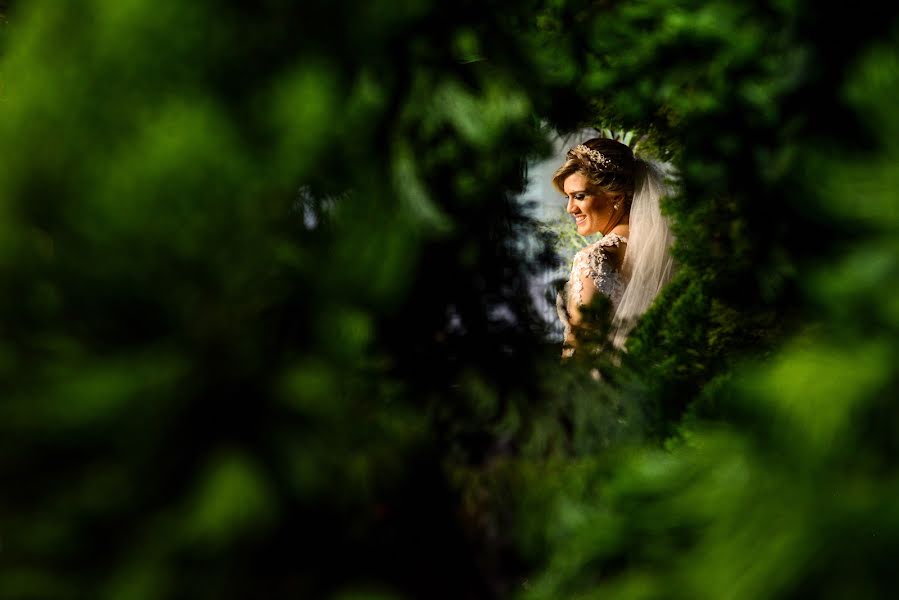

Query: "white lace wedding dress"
left=555, top=231, right=628, bottom=358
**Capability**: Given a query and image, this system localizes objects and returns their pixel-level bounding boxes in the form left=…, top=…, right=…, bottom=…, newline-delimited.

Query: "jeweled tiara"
left=570, top=144, right=615, bottom=169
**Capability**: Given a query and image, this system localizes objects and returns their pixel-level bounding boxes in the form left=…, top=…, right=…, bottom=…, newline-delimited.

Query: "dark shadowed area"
left=0, top=1, right=898, bottom=599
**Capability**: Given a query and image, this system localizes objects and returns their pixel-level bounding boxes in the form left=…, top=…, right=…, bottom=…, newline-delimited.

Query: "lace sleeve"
left=570, top=234, right=625, bottom=309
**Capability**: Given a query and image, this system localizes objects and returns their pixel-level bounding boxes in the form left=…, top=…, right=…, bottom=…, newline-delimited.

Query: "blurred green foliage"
left=0, top=0, right=898, bottom=599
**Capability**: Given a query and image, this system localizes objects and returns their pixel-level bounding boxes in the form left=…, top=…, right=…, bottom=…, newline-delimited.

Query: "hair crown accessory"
left=571, top=144, right=615, bottom=170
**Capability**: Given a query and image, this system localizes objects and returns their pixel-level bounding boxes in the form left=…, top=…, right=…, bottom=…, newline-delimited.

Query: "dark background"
left=0, top=1, right=898, bottom=598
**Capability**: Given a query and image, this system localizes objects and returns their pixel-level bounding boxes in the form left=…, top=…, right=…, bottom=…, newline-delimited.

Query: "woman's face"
left=562, top=172, right=620, bottom=236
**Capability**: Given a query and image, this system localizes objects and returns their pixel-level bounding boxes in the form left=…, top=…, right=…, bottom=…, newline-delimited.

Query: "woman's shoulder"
left=576, top=232, right=628, bottom=259
left=598, top=231, right=628, bottom=249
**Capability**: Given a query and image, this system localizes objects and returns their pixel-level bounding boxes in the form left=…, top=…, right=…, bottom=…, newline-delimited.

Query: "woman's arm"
left=562, top=270, right=606, bottom=359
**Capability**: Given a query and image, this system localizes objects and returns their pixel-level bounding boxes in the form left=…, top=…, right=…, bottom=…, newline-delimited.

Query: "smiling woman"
left=563, top=172, right=627, bottom=238
left=553, top=137, right=676, bottom=360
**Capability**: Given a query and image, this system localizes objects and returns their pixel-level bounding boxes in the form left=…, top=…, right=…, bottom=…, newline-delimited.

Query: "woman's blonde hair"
left=551, top=137, right=636, bottom=203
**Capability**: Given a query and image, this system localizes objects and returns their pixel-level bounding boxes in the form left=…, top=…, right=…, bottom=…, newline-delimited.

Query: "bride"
left=554, top=137, right=676, bottom=359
